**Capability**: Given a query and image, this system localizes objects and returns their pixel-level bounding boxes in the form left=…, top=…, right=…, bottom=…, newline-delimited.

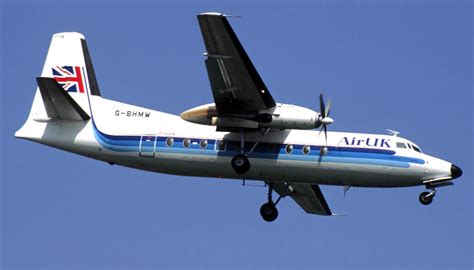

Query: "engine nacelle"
left=180, top=103, right=321, bottom=130
left=259, top=103, right=320, bottom=129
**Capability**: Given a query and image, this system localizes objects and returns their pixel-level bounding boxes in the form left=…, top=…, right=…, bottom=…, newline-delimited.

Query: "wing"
left=272, top=183, right=333, bottom=216
left=197, top=13, right=276, bottom=116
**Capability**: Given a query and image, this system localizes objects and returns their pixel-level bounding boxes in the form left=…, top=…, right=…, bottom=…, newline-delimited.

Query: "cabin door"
left=139, top=135, right=156, bottom=157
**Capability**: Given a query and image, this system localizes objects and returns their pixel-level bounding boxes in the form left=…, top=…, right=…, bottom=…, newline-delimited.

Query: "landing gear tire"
left=419, top=191, right=434, bottom=205
left=231, top=154, right=250, bottom=174
left=260, top=202, right=278, bottom=222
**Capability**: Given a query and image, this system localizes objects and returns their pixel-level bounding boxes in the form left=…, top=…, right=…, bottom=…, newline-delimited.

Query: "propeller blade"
left=325, top=99, right=332, bottom=117
left=323, top=125, right=328, bottom=144
left=317, top=125, right=325, bottom=163
left=317, top=92, right=333, bottom=163
left=319, top=93, right=326, bottom=118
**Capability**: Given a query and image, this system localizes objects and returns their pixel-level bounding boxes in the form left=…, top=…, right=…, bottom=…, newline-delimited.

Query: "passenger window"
left=199, top=139, right=208, bottom=149
left=183, top=138, right=191, bottom=148
left=396, top=142, right=407, bottom=149
left=166, top=137, right=174, bottom=147
left=285, top=144, right=293, bottom=154
left=303, top=145, right=311, bottom=155
left=216, top=140, right=226, bottom=151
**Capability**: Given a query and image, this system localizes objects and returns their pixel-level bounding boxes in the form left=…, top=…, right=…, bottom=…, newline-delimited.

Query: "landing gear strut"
left=232, top=130, right=250, bottom=174
left=231, top=128, right=270, bottom=174
left=260, top=183, right=281, bottom=222
left=419, top=187, right=436, bottom=205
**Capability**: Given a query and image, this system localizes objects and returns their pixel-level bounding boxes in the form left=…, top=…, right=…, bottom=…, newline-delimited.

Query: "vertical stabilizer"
left=16, top=32, right=100, bottom=139
left=32, top=32, right=101, bottom=121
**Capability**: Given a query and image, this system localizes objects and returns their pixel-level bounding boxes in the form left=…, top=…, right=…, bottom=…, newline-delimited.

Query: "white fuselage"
left=16, top=95, right=454, bottom=188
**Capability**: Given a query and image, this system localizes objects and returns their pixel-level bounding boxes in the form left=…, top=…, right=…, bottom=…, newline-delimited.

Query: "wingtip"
left=53, top=32, right=86, bottom=40
left=330, top=213, right=347, bottom=217
left=198, top=12, right=240, bottom=18
left=199, top=12, right=224, bottom=16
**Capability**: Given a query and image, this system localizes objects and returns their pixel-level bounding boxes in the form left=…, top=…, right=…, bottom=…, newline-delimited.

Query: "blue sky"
left=1, top=1, right=472, bottom=269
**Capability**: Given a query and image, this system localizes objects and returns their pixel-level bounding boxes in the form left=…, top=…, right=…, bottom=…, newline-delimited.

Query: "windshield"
left=411, top=144, right=422, bottom=153
left=397, top=141, right=422, bottom=153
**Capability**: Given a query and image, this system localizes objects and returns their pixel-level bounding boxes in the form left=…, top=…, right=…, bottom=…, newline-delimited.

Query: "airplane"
left=15, top=12, right=463, bottom=222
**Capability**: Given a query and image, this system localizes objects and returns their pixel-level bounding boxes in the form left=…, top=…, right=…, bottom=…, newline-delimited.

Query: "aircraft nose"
left=451, top=164, right=463, bottom=179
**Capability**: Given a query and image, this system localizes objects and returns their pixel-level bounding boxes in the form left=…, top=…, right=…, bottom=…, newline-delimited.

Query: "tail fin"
left=27, top=32, right=100, bottom=122
left=16, top=32, right=100, bottom=140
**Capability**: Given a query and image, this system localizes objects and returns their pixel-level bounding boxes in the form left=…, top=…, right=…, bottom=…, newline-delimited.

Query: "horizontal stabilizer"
left=36, top=77, right=90, bottom=121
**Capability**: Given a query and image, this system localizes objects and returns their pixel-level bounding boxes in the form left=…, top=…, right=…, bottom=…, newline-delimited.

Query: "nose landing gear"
left=419, top=182, right=439, bottom=206
left=419, top=189, right=436, bottom=205
left=418, top=180, right=455, bottom=206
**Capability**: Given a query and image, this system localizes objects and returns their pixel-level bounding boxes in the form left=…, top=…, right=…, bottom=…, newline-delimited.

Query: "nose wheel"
left=419, top=188, right=436, bottom=205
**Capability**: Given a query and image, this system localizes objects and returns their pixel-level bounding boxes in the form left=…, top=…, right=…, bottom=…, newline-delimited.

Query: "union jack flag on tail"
left=52, top=66, right=86, bottom=93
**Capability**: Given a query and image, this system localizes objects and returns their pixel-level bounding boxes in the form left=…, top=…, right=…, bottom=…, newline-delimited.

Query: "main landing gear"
left=231, top=129, right=269, bottom=175
left=260, top=183, right=282, bottom=222
left=231, top=130, right=250, bottom=174
left=231, top=154, right=250, bottom=174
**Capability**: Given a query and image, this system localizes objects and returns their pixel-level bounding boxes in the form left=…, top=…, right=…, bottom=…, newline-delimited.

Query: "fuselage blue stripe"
left=92, top=125, right=425, bottom=167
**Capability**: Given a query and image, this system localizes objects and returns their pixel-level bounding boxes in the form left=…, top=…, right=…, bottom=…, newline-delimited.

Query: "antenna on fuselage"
left=386, top=129, right=400, bottom=137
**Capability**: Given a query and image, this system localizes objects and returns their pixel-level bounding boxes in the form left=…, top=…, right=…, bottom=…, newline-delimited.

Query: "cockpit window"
left=412, top=145, right=422, bottom=153
left=396, top=142, right=407, bottom=149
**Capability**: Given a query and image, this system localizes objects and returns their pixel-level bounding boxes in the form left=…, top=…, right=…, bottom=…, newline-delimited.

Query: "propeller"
left=318, top=93, right=333, bottom=160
